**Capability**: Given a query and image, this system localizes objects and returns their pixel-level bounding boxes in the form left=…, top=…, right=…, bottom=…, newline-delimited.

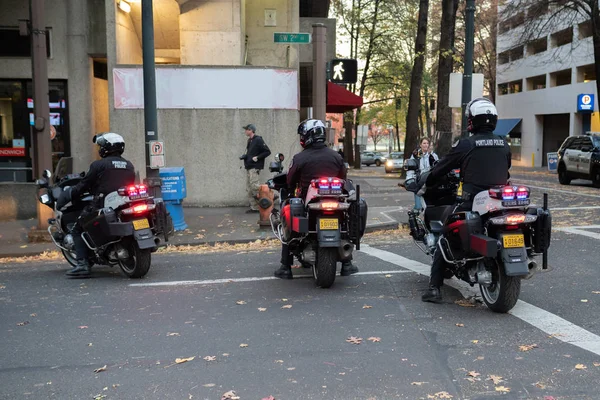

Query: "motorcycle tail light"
left=489, top=213, right=537, bottom=225
left=122, top=203, right=155, bottom=215
left=516, top=186, right=530, bottom=200
left=321, top=202, right=339, bottom=210
left=118, top=184, right=149, bottom=199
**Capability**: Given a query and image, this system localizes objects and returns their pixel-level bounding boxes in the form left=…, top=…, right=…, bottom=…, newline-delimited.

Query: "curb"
left=0, top=223, right=405, bottom=260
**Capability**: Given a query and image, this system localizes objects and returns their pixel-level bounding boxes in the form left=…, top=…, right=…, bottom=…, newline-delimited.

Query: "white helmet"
left=465, top=97, right=498, bottom=133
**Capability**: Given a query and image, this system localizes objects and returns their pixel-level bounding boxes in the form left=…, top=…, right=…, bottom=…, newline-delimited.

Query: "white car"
left=385, top=152, right=404, bottom=173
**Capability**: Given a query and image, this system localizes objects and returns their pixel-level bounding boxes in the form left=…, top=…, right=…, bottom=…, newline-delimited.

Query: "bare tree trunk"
left=435, top=0, right=458, bottom=156
left=405, top=0, right=429, bottom=161
left=424, top=85, right=433, bottom=138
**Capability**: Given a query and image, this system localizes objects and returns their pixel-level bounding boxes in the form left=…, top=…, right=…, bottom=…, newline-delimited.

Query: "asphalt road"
left=1, top=169, right=599, bottom=400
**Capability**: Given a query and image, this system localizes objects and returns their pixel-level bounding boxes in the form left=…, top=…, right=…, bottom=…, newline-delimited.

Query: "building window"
left=550, top=68, right=572, bottom=87
left=498, top=12, right=525, bottom=34
left=498, top=80, right=523, bottom=95
left=0, top=28, right=51, bottom=58
left=578, top=20, right=593, bottom=39
left=527, top=2, right=549, bottom=18
left=527, top=74, right=546, bottom=90
left=499, top=20, right=510, bottom=34
left=577, top=64, right=596, bottom=83
left=550, top=27, right=573, bottom=48
left=498, top=83, right=509, bottom=96
left=498, top=50, right=510, bottom=65
left=509, top=46, right=524, bottom=61
left=93, top=60, right=108, bottom=80
left=526, top=37, right=547, bottom=55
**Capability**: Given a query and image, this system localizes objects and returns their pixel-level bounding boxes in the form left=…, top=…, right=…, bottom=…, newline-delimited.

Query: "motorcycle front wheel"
left=480, top=260, right=520, bottom=313
left=118, top=240, right=151, bottom=279
left=61, top=249, right=95, bottom=269
left=313, top=247, right=337, bottom=288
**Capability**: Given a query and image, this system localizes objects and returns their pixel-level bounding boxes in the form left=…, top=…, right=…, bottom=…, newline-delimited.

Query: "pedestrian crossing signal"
left=330, top=59, right=358, bottom=84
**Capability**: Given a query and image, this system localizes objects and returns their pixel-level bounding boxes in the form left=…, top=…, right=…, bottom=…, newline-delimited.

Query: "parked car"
left=556, top=133, right=600, bottom=187
left=361, top=151, right=387, bottom=167
left=384, top=152, right=404, bottom=173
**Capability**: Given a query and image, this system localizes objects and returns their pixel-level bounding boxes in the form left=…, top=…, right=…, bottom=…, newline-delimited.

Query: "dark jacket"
left=287, top=143, right=346, bottom=199
left=70, top=155, right=136, bottom=206
left=427, top=131, right=511, bottom=195
left=243, top=135, right=271, bottom=170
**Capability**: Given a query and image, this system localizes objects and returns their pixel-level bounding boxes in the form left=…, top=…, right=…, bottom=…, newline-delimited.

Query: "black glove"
left=239, top=154, right=247, bottom=160
left=425, top=172, right=435, bottom=187
left=56, top=187, right=72, bottom=210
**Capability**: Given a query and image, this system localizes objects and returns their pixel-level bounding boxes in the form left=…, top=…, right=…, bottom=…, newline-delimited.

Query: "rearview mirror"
left=42, top=169, right=52, bottom=179
left=275, top=153, right=285, bottom=162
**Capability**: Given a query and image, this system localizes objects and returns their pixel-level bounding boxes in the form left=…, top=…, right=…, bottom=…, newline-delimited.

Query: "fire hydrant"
left=257, top=184, right=275, bottom=227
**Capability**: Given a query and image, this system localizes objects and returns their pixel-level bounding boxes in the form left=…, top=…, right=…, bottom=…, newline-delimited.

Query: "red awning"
left=326, top=81, right=363, bottom=113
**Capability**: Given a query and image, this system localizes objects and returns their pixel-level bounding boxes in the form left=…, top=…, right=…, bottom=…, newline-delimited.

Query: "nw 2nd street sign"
left=274, top=32, right=311, bottom=44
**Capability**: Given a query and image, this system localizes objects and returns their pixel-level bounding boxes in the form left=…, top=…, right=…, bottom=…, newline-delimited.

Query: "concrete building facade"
left=0, top=0, right=334, bottom=218
left=495, top=2, right=600, bottom=166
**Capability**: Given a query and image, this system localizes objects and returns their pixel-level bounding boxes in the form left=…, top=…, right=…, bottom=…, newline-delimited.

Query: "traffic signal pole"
left=312, top=23, right=327, bottom=123
left=461, top=0, right=475, bottom=138
left=142, top=0, right=161, bottom=196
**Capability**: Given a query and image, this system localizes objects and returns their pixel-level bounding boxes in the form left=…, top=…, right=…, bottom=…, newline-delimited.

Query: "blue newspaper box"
left=159, top=167, right=188, bottom=231
left=547, top=152, right=558, bottom=173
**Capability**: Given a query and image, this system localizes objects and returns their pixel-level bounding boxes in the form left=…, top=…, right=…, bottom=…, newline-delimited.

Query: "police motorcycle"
left=266, top=160, right=367, bottom=288
left=36, top=158, right=171, bottom=278
left=401, top=158, right=552, bottom=313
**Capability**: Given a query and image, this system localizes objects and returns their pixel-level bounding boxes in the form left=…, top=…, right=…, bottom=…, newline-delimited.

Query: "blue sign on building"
left=577, top=94, right=594, bottom=112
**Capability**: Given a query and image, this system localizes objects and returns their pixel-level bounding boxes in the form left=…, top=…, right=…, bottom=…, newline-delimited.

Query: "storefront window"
left=507, top=132, right=522, bottom=161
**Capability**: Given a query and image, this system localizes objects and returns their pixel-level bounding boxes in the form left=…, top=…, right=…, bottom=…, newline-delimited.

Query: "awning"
left=493, top=118, right=521, bottom=136
left=327, top=81, right=364, bottom=113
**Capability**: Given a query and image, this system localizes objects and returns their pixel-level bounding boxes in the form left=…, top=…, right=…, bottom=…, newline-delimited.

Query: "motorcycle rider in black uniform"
left=57, top=132, right=136, bottom=278
left=422, top=98, right=511, bottom=302
left=273, top=119, right=359, bottom=279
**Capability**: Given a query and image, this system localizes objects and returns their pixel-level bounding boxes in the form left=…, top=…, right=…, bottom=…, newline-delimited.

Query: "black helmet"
left=93, top=132, right=125, bottom=158
left=297, top=119, right=326, bottom=148
left=465, top=97, right=498, bottom=133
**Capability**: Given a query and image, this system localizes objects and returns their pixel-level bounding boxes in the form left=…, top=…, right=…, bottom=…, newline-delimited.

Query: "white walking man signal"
left=333, top=62, right=345, bottom=81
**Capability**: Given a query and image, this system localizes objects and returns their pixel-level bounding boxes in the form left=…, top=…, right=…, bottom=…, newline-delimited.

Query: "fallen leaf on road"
left=543, top=396, right=556, bottom=400
left=20, top=245, right=28, bottom=248
left=287, top=367, right=296, bottom=371
left=79, top=326, right=88, bottom=329
left=467, top=371, right=480, bottom=378
left=258, top=308, right=267, bottom=312
left=362, top=305, right=373, bottom=309
left=167, top=332, right=180, bottom=336
left=275, top=360, right=284, bottom=363
left=411, top=382, right=427, bottom=385
left=88, top=343, right=93, bottom=347
left=203, top=383, right=216, bottom=387
left=488, top=375, right=503, bottom=385
left=535, top=382, right=546, bottom=389
left=281, top=298, right=288, bottom=302
left=581, top=299, right=589, bottom=303
left=239, top=343, right=249, bottom=348
left=175, top=357, right=195, bottom=364
left=519, top=344, right=538, bottom=352
left=548, top=333, right=564, bottom=338
left=222, top=353, right=230, bottom=357
left=30, top=313, right=37, bottom=317
left=0, top=285, right=5, bottom=289
left=281, top=305, right=292, bottom=309
left=427, top=392, right=453, bottom=399
left=221, top=390, right=240, bottom=400
left=575, top=364, right=587, bottom=370
left=261, top=396, right=276, bottom=400
left=367, top=337, right=381, bottom=343
left=16, top=321, right=29, bottom=326
left=204, top=356, right=216, bottom=362
left=94, top=365, right=107, bottom=373
left=93, top=395, right=106, bottom=400
left=594, top=362, right=600, bottom=367
left=471, top=340, right=479, bottom=344
left=495, top=386, right=511, bottom=393
left=346, top=336, right=363, bottom=345
left=236, top=300, right=247, bottom=305
left=455, top=323, right=465, bottom=327
left=592, top=291, right=600, bottom=294
left=385, top=274, right=392, bottom=278
left=455, top=299, right=476, bottom=307
left=465, top=377, right=478, bottom=383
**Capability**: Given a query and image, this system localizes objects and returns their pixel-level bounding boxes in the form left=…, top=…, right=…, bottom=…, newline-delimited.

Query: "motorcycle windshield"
left=54, top=157, right=74, bottom=183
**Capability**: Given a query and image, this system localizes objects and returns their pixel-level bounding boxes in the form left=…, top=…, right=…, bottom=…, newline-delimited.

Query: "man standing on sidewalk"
left=240, top=124, right=271, bottom=213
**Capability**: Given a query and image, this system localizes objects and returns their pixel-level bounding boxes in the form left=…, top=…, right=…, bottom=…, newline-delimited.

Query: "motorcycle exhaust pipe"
left=338, top=240, right=354, bottom=261
left=522, top=260, right=538, bottom=280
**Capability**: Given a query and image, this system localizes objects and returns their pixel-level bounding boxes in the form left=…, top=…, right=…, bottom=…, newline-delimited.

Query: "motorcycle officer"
left=273, top=119, right=359, bottom=279
left=422, top=98, right=511, bottom=303
left=57, top=132, right=135, bottom=278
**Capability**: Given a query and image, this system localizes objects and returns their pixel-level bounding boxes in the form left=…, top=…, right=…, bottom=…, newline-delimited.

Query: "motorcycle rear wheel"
left=480, top=260, right=520, bottom=313
left=313, top=247, right=337, bottom=288
left=118, top=241, right=151, bottom=279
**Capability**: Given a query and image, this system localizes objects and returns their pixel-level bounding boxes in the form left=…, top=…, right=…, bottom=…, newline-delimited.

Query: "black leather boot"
left=274, top=264, right=293, bottom=279
left=421, top=285, right=442, bottom=303
left=340, top=261, right=359, bottom=276
left=66, top=260, right=91, bottom=278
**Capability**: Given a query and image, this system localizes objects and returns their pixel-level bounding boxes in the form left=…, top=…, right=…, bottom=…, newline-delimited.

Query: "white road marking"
left=550, top=206, right=600, bottom=211
left=359, top=244, right=600, bottom=357
left=555, top=225, right=600, bottom=240
left=129, top=270, right=411, bottom=287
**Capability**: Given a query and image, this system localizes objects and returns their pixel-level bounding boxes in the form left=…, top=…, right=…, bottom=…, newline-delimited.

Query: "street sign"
left=329, top=59, right=358, bottom=84
left=274, top=32, right=311, bottom=44
left=149, top=141, right=165, bottom=169
left=577, top=94, right=594, bottom=112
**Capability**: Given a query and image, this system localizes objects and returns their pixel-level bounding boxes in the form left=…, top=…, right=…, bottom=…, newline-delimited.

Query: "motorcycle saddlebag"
left=83, top=209, right=120, bottom=247
left=281, top=198, right=306, bottom=241
left=443, top=211, right=482, bottom=254
left=348, top=198, right=368, bottom=241
left=529, top=207, right=552, bottom=253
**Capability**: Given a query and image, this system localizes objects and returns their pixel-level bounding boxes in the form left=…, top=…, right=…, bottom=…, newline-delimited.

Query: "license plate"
left=319, top=218, right=338, bottom=230
left=503, top=234, right=524, bottom=248
left=133, top=219, right=150, bottom=230
left=502, top=199, right=530, bottom=207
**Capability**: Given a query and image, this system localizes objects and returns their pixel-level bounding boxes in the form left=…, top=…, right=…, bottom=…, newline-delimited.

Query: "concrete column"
left=312, top=23, right=326, bottom=123
left=179, top=0, right=244, bottom=65
left=67, top=0, right=95, bottom=173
